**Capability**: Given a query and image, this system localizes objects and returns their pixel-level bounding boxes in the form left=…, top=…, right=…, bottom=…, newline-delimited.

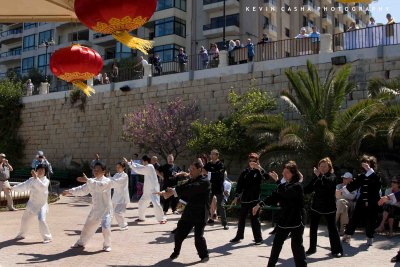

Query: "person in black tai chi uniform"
left=253, top=161, right=307, bottom=267
left=303, top=157, right=343, bottom=257
left=338, top=155, right=381, bottom=246
left=230, top=152, right=269, bottom=245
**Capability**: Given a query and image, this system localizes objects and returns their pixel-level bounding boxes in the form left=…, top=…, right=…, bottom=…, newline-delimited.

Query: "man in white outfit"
left=111, top=161, right=130, bottom=230
left=12, top=164, right=52, bottom=243
left=62, top=162, right=114, bottom=252
left=124, top=155, right=166, bottom=224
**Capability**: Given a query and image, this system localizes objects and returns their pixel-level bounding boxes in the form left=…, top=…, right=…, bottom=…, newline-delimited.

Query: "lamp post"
left=38, top=38, right=55, bottom=82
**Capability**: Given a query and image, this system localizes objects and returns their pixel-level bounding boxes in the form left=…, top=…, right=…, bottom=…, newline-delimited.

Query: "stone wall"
left=18, top=44, right=400, bottom=172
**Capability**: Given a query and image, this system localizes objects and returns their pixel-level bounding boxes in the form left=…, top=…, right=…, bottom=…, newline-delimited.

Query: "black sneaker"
left=170, top=252, right=179, bottom=260
left=200, top=256, right=209, bottom=263
left=391, top=254, right=400, bottom=263
left=306, top=249, right=316, bottom=255
left=269, top=229, right=276, bottom=235
left=207, top=219, right=215, bottom=224
left=230, top=237, right=242, bottom=243
left=332, top=252, right=342, bottom=258
left=171, top=228, right=177, bottom=234
left=223, top=225, right=229, bottom=230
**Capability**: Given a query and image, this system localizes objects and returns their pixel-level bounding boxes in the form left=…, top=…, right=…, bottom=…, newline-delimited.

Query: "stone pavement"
left=1, top=196, right=399, bottom=267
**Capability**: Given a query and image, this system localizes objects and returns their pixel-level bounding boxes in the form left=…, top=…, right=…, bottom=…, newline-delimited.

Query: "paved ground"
left=1, top=196, right=400, bottom=267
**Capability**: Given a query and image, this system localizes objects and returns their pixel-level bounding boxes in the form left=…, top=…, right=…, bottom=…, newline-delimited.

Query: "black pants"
left=345, top=202, right=378, bottom=238
left=308, top=210, right=342, bottom=254
left=235, top=202, right=262, bottom=242
left=174, top=219, right=208, bottom=259
left=268, top=226, right=307, bottom=267
left=128, top=174, right=138, bottom=199
left=163, top=196, right=179, bottom=213
left=210, top=193, right=227, bottom=226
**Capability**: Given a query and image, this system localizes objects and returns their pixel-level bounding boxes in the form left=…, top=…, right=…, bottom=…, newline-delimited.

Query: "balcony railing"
left=333, top=22, right=400, bottom=51
left=203, top=20, right=240, bottom=31
left=0, top=27, right=23, bottom=38
left=0, top=48, right=22, bottom=58
left=203, top=0, right=238, bottom=4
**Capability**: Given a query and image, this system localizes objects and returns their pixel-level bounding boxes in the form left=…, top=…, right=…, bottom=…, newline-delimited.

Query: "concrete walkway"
left=0, top=196, right=399, bottom=266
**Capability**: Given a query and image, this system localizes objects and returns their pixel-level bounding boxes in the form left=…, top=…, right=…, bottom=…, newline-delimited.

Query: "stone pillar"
left=144, top=64, right=152, bottom=77
left=219, top=50, right=228, bottom=67
left=39, top=82, right=50, bottom=94
left=320, top=34, right=332, bottom=53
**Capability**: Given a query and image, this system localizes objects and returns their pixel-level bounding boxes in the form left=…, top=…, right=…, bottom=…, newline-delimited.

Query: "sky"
left=369, top=0, right=399, bottom=24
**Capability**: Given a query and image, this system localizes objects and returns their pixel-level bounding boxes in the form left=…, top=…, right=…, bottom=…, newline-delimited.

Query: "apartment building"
left=0, top=0, right=370, bottom=90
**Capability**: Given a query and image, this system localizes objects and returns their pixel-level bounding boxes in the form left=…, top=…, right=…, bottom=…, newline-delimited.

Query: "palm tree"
left=243, top=60, right=400, bottom=166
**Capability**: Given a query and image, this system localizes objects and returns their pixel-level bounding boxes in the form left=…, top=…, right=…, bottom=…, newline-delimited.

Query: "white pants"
left=0, top=180, right=14, bottom=209
left=113, top=203, right=127, bottom=228
left=18, top=206, right=52, bottom=241
left=76, top=212, right=112, bottom=248
left=138, top=193, right=165, bottom=221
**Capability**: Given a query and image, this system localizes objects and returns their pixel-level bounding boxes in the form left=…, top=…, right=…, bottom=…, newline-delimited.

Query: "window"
left=303, top=16, right=308, bottom=27
left=38, top=53, right=50, bottom=72
left=204, top=14, right=239, bottom=30
left=285, top=28, right=290, bottom=38
left=23, top=34, right=36, bottom=51
left=116, top=42, right=134, bottom=59
left=38, top=30, right=54, bottom=44
left=153, top=44, right=182, bottom=62
left=155, top=17, right=186, bottom=37
left=285, top=4, right=290, bottom=14
left=156, top=0, right=186, bottom=11
left=22, top=57, right=35, bottom=73
left=24, top=23, right=37, bottom=30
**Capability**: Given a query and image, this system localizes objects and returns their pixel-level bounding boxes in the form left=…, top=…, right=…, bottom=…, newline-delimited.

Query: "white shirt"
left=67, top=175, right=113, bottom=220
left=223, top=180, right=232, bottom=202
left=111, top=171, right=130, bottom=204
left=127, top=162, right=160, bottom=195
left=130, top=159, right=141, bottom=175
left=13, top=176, right=49, bottom=213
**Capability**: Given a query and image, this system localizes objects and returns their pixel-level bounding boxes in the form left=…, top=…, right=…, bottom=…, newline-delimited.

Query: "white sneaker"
left=120, top=226, right=128, bottom=231
left=43, top=239, right=52, bottom=244
left=103, top=246, right=112, bottom=252
left=367, top=238, right=373, bottom=246
left=71, top=243, right=84, bottom=248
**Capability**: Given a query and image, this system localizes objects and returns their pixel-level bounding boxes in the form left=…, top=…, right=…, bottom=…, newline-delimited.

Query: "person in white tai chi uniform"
left=13, top=164, right=52, bottom=243
left=124, top=155, right=166, bottom=224
left=111, top=161, right=130, bottom=230
left=62, top=162, right=114, bottom=252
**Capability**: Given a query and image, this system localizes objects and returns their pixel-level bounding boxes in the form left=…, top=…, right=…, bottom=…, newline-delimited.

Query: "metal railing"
left=203, top=19, right=240, bottom=31
left=0, top=48, right=22, bottom=58
left=0, top=178, right=60, bottom=208
left=333, top=23, right=400, bottom=51
left=0, top=27, right=23, bottom=38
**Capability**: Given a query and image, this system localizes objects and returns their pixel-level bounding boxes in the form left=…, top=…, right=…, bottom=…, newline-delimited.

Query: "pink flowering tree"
left=123, top=98, right=199, bottom=161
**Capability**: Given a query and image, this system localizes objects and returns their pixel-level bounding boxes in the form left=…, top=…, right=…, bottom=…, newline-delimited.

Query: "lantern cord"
left=112, top=31, right=153, bottom=55
left=73, top=81, right=96, bottom=96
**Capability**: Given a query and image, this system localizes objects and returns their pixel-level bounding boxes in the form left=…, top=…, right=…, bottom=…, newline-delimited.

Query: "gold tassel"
left=72, top=81, right=96, bottom=96
left=112, top=30, right=153, bottom=54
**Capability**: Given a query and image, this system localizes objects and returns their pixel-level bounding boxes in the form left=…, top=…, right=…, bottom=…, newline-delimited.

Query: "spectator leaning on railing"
left=0, top=153, right=17, bottom=211
left=295, top=27, right=308, bottom=38
left=309, top=26, right=320, bottom=54
left=208, top=43, right=219, bottom=68
left=199, top=46, right=209, bottom=70
left=246, top=38, right=255, bottom=62
left=176, top=48, right=188, bottom=73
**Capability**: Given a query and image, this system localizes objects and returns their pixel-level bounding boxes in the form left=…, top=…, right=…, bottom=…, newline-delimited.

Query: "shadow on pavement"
left=17, top=249, right=103, bottom=264
left=107, top=257, right=199, bottom=266
left=0, top=239, right=43, bottom=250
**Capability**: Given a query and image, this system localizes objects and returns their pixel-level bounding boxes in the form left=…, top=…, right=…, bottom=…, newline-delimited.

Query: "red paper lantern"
left=50, top=45, right=103, bottom=96
left=74, top=0, right=157, bottom=54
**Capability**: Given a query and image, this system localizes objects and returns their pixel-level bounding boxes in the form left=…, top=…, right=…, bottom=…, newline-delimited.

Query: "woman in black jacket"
left=253, top=161, right=307, bottom=267
left=230, top=153, right=269, bottom=244
left=338, top=155, right=381, bottom=246
left=303, top=157, right=342, bottom=257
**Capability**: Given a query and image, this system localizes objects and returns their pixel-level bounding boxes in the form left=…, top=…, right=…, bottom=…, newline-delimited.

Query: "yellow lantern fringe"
left=112, top=31, right=153, bottom=55
left=73, top=81, right=96, bottom=96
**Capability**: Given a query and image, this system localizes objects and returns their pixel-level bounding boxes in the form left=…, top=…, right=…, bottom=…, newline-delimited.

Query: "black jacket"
left=175, top=175, right=211, bottom=224
left=204, top=160, right=225, bottom=194
left=346, top=171, right=381, bottom=208
left=160, top=163, right=182, bottom=189
left=235, top=167, right=269, bottom=203
left=261, top=181, right=305, bottom=228
left=304, top=172, right=337, bottom=214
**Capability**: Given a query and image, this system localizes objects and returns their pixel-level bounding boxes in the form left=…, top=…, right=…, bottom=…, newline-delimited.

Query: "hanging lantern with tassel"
left=74, top=0, right=157, bottom=54
left=50, top=44, right=103, bottom=96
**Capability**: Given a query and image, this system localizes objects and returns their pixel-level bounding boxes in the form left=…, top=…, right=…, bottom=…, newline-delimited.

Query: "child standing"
left=111, top=161, right=130, bottom=230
